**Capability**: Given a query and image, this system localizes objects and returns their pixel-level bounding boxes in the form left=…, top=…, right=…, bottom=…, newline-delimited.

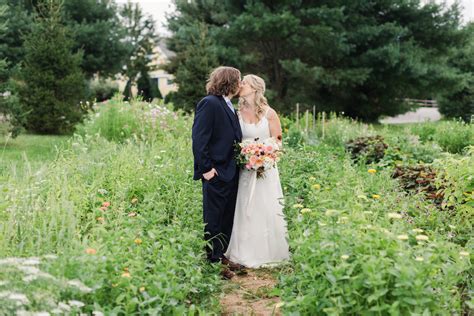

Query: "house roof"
left=157, top=38, right=176, bottom=59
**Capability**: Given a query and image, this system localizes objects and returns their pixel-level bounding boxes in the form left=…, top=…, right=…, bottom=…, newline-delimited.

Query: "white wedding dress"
left=224, top=109, right=290, bottom=268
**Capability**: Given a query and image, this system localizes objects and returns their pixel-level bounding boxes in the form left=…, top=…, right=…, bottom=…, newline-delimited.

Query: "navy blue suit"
left=192, top=95, right=242, bottom=262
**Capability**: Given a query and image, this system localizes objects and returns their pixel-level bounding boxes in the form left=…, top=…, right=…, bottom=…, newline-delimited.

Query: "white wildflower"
left=68, top=300, right=85, bottom=308
left=67, top=280, right=92, bottom=293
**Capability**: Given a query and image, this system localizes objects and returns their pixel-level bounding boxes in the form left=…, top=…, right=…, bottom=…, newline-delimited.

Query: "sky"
left=116, top=0, right=474, bottom=36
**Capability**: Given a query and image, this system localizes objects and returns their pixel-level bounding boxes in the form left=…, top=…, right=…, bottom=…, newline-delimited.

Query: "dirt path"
left=220, top=269, right=282, bottom=316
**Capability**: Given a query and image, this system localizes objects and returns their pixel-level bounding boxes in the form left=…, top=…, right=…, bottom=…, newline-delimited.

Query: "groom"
left=192, top=66, right=243, bottom=278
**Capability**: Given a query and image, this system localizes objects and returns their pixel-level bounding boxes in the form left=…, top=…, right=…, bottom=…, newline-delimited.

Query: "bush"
left=433, top=120, right=474, bottom=154
left=345, top=135, right=388, bottom=163
left=88, top=79, right=119, bottom=102
left=76, top=96, right=179, bottom=143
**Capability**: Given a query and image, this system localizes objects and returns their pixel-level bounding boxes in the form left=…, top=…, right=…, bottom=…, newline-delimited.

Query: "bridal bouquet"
left=236, top=137, right=282, bottom=178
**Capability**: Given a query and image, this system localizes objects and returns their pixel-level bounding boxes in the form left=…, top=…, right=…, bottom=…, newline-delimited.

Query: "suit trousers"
left=202, top=172, right=239, bottom=263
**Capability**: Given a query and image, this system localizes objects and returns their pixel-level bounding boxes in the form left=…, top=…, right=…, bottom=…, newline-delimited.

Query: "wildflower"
left=300, top=208, right=311, bottom=214
left=97, top=189, right=108, bottom=195
left=121, top=272, right=131, bottom=278
left=312, top=184, right=321, bottom=190
left=292, top=204, right=304, bottom=209
left=67, top=280, right=92, bottom=293
left=372, top=194, right=381, bottom=199
left=85, top=248, right=97, bottom=255
left=357, top=195, right=368, bottom=200
left=415, top=235, right=429, bottom=241
left=459, top=251, right=470, bottom=257
left=412, top=228, right=424, bottom=233
left=139, top=287, right=146, bottom=292
left=397, top=234, right=409, bottom=240
left=318, top=221, right=327, bottom=227
left=128, top=212, right=137, bottom=217
left=68, top=300, right=85, bottom=308
left=337, top=216, right=349, bottom=224
left=368, top=169, right=377, bottom=174
left=387, top=212, right=402, bottom=219
left=96, top=217, right=105, bottom=222
left=341, top=255, right=349, bottom=260
left=414, top=256, right=424, bottom=262
left=134, top=238, right=142, bottom=245
left=131, top=198, right=138, bottom=204
left=325, top=209, right=339, bottom=217
left=100, top=206, right=107, bottom=211
left=309, top=176, right=316, bottom=181
left=448, top=225, right=456, bottom=229
left=111, top=283, right=118, bottom=287
left=102, top=202, right=111, bottom=208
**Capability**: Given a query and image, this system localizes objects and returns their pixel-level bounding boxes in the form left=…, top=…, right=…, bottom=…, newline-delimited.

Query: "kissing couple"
left=192, top=66, right=290, bottom=279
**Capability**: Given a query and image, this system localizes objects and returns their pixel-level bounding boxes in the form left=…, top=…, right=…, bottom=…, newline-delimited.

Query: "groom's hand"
left=203, top=168, right=218, bottom=181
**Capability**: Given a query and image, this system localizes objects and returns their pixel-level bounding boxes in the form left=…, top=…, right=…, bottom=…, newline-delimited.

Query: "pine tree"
left=165, top=22, right=218, bottom=111
left=19, top=0, right=86, bottom=134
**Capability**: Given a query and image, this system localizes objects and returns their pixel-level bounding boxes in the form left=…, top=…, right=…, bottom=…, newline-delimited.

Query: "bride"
left=224, top=74, right=290, bottom=268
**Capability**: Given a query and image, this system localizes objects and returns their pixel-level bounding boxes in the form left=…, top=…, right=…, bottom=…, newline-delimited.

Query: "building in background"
left=149, top=39, right=177, bottom=97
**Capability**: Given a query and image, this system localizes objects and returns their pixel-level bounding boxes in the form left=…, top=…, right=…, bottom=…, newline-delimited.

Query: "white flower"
left=415, top=256, right=424, bottom=262
left=341, top=255, right=349, bottom=260
left=397, top=234, right=409, bottom=240
left=412, top=228, right=424, bottom=233
left=459, top=251, right=470, bottom=257
left=58, top=302, right=71, bottom=311
left=68, top=300, right=85, bottom=308
left=92, top=312, right=105, bottom=316
left=67, top=280, right=92, bottom=293
left=387, top=213, right=402, bottom=219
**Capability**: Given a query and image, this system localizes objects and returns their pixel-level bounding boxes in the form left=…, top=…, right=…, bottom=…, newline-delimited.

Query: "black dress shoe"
left=220, top=267, right=235, bottom=280
left=221, top=257, right=247, bottom=273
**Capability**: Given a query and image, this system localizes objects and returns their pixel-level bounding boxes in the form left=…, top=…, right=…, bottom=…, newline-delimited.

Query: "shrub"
left=345, top=135, right=388, bottom=163
left=433, top=120, right=474, bottom=154
left=88, top=79, right=119, bottom=102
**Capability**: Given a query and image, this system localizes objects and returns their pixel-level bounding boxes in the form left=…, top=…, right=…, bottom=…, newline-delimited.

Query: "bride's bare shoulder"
left=265, top=106, right=278, bottom=120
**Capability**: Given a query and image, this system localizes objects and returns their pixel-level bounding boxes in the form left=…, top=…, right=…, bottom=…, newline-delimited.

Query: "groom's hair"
left=206, top=66, right=241, bottom=96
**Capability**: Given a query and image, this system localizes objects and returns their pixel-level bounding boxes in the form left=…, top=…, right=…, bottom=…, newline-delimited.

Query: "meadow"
left=0, top=99, right=472, bottom=315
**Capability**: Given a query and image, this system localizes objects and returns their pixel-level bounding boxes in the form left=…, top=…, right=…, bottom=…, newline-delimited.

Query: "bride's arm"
left=267, top=107, right=283, bottom=148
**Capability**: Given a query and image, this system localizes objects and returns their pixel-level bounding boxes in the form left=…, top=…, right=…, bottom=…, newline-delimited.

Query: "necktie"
left=225, top=99, right=235, bottom=114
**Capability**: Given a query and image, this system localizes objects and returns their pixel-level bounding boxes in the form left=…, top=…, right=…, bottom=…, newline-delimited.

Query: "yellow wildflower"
left=131, top=198, right=139, bottom=204
left=300, top=208, right=311, bottom=214
left=139, top=287, right=146, bottom=292
left=134, top=238, right=142, bottom=245
left=312, top=184, right=321, bottom=190
left=387, top=212, right=402, bottom=219
left=368, top=169, right=377, bottom=174
left=121, top=272, right=131, bottom=278
left=372, top=194, right=381, bottom=199
left=415, top=235, right=429, bottom=241
left=292, top=204, right=304, bottom=209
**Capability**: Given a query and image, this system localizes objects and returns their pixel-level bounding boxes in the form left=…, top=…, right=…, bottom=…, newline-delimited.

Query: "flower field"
left=0, top=99, right=472, bottom=315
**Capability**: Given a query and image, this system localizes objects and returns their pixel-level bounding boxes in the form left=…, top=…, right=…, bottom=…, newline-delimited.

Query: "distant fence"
left=403, top=98, right=438, bottom=108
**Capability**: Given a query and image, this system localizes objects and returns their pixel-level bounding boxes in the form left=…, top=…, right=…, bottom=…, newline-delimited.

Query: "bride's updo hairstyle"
left=239, top=74, right=269, bottom=120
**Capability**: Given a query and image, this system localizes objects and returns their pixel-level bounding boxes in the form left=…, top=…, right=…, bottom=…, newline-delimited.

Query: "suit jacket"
left=192, top=95, right=243, bottom=182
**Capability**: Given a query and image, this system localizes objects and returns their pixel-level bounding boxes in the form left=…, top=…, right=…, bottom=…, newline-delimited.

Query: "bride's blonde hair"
left=239, top=74, right=269, bottom=120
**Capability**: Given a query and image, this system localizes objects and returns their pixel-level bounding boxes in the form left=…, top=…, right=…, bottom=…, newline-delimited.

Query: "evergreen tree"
left=119, top=2, right=157, bottom=100
left=19, top=0, right=86, bottom=134
left=167, top=0, right=465, bottom=122
left=0, top=2, right=25, bottom=137
left=165, top=22, right=218, bottom=111
left=439, top=23, right=474, bottom=122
